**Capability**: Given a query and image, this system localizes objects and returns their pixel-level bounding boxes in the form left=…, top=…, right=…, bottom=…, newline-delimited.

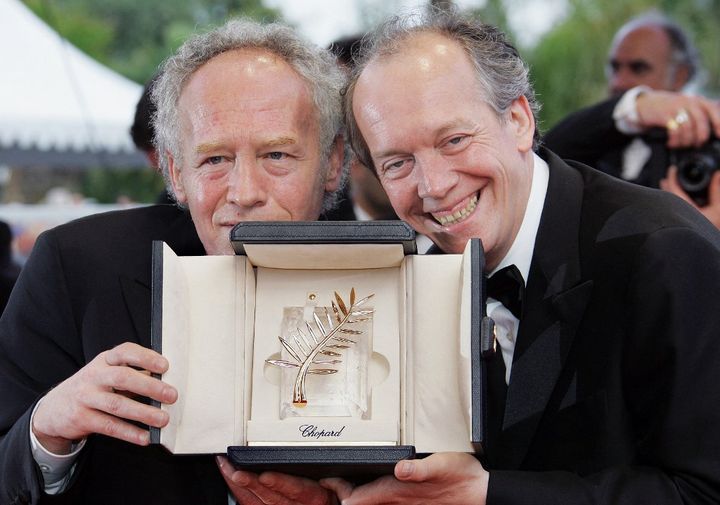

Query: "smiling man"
left=323, top=10, right=720, bottom=505
left=0, top=19, right=345, bottom=505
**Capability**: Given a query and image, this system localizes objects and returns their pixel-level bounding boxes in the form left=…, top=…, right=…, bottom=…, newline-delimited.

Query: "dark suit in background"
left=0, top=206, right=228, bottom=504
left=486, top=149, right=720, bottom=503
left=543, top=97, right=671, bottom=188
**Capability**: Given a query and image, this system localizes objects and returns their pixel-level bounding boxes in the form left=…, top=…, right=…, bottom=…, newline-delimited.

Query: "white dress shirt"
left=487, top=153, right=549, bottom=384
left=612, top=85, right=653, bottom=181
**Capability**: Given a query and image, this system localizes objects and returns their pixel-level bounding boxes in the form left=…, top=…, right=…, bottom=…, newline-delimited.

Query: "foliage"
left=23, top=0, right=281, bottom=84
left=527, top=0, right=720, bottom=130
left=18, top=0, right=720, bottom=201
left=466, top=0, right=511, bottom=38
left=20, top=0, right=280, bottom=203
left=81, top=167, right=167, bottom=204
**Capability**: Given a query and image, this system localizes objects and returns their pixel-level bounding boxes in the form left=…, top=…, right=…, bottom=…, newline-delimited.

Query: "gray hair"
left=152, top=18, right=347, bottom=211
left=344, top=9, right=540, bottom=172
left=612, top=11, right=701, bottom=86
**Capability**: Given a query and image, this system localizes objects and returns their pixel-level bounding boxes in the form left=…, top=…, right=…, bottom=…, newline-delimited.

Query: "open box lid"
left=150, top=221, right=489, bottom=472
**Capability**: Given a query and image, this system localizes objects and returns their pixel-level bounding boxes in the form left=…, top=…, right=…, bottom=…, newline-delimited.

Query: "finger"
left=704, top=100, right=720, bottom=138
left=394, top=459, right=430, bottom=483
left=337, top=476, right=403, bottom=505
left=258, top=471, right=334, bottom=503
left=686, top=102, right=710, bottom=147
left=217, top=455, right=235, bottom=481
left=217, top=457, right=267, bottom=505
left=104, top=342, right=170, bottom=374
left=101, top=364, right=177, bottom=404
left=73, top=409, right=151, bottom=445
left=222, top=467, right=292, bottom=505
left=319, top=478, right=354, bottom=502
left=85, top=390, right=169, bottom=428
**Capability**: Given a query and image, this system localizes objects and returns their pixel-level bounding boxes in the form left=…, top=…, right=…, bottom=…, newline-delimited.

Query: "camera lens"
left=678, top=154, right=715, bottom=193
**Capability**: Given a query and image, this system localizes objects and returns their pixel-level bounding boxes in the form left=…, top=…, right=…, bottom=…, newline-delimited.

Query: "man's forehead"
left=178, top=49, right=314, bottom=114
left=369, top=31, right=465, bottom=72
left=611, top=25, right=671, bottom=59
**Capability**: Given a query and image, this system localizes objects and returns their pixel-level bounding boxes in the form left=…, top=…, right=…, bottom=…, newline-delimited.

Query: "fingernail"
left=163, top=386, right=178, bottom=403
left=397, top=460, right=413, bottom=478
left=216, top=455, right=225, bottom=468
left=153, top=411, right=168, bottom=426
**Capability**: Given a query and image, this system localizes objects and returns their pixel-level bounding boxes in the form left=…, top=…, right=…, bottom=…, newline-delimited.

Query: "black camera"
left=671, top=137, right=720, bottom=206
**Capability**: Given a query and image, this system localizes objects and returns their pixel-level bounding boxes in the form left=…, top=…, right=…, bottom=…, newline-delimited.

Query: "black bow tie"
left=487, top=264, right=525, bottom=320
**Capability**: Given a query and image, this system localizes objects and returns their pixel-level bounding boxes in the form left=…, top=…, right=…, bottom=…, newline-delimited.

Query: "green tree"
left=528, top=0, right=720, bottom=130
left=23, top=0, right=281, bottom=83
left=20, top=0, right=281, bottom=203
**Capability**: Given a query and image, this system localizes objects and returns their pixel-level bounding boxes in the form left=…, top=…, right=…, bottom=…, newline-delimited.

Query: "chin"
left=203, top=240, right=235, bottom=256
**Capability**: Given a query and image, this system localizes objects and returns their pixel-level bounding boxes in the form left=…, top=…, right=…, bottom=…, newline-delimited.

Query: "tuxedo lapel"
left=498, top=150, right=593, bottom=468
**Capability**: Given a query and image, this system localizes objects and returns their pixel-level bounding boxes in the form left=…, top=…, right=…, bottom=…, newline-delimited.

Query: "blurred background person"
left=544, top=11, right=720, bottom=226
left=323, top=34, right=399, bottom=222
left=130, top=73, right=174, bottom=204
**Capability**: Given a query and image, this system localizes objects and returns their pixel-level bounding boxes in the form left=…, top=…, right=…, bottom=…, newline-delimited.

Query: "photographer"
left=544, top=11, right=720, bottom=227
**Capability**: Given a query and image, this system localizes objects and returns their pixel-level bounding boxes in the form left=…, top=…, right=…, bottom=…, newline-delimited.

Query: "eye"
left=443, top=134, right=470, bottom=152
left=266, top=151, right=287, bottom=161
left=382, top=159, right=407, bottom=173
left=629, top=61, right=651, bottom=75
left=204, top=155, right=225, bottom=166
left=380, top=157, right=413, bottom=178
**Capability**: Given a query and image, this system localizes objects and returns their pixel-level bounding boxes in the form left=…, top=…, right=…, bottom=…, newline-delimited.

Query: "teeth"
left=434, top=194, right=478, bottom=226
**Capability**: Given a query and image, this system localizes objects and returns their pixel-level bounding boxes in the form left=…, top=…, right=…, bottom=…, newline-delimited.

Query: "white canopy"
left=0, top=0, right=145, bottom=167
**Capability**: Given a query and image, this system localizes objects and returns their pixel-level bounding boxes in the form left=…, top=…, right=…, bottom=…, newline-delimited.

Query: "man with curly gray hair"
left=152, top=18, right=346, bottom=255
left=0, top=18, right=346, bottom=504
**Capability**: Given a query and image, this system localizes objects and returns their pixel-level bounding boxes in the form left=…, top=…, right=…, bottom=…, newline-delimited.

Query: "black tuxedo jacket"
left=0, top=206, right=229, bottom=504
left=543, top=97, right=671, bottom=188
left=486, top=149, right=720, bottom=504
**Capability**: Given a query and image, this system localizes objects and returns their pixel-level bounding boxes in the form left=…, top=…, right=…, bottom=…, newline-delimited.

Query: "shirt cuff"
left=613, top=85, right=652, bottom=134
left=29, top=399, right=86, bottom=494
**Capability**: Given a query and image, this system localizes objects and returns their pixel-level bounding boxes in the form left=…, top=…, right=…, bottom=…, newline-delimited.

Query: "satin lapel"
left=499, top=150, right=594, bottom=468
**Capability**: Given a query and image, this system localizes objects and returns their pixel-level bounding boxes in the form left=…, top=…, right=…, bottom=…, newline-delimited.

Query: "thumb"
left=394, top=459, right=430, bottom=483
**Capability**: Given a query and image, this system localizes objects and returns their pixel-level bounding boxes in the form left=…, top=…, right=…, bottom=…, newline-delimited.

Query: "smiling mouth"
left=431, top=194, right=478, bottom=226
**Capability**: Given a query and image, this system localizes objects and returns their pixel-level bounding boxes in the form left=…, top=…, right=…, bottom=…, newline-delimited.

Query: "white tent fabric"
left=0, top=0, right=144, bottom=167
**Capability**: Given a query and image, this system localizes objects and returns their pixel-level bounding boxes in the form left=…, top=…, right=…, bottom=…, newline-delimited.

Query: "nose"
left=226, top=159, right=267, bottom=208
left=416, top=153, right=456, bottom=200
left=608, top=66, right=635, bottom=95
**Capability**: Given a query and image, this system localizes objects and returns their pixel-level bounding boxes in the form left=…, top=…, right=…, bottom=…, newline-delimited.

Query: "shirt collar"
left=489, top=152, right=549, bottom=284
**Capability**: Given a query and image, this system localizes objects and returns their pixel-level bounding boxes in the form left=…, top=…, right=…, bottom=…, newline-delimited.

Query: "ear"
left=508, top=95, right=535, bottom=153
left=324, top=135, right=345, bottom=192
left=167, top=152, right=188, bottom=204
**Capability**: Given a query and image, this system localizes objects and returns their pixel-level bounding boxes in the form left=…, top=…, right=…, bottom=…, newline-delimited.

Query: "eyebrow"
left=194, top=136, right=298, bottom=155
left=195, top=142, right=225, bottom=155
left=373, top=119, right=471, bottom=160
left=266, top=136, right=297, bottom=147
left=436, top=119, right=470, bottom=137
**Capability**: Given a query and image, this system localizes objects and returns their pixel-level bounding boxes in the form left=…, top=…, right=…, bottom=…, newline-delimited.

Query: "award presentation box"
left=150, top=221, right=490, bottom=478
